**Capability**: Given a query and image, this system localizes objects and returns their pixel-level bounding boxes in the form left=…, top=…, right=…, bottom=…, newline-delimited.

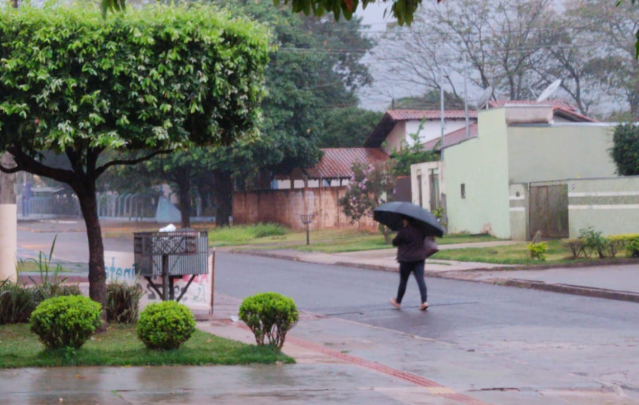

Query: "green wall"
left=568, top=177, right=639, bottom=237
left=444, top=109, right=512, bottom=238
left=507, top=124, right=616, bottom=183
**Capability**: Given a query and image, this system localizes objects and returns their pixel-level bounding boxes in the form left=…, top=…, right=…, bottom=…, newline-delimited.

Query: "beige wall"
left=382, top=121, right=407, bottom=155
left=507, top=124, right=616, bottom=184
left=444, top=109, right=512, bottom=238
left=509, top=183, right=528, bottom=241
left=410, top=161, right=444, bottom=210
left=568, top=177, right=639, bottom=237
left=233, top=187, right=378, bottom=232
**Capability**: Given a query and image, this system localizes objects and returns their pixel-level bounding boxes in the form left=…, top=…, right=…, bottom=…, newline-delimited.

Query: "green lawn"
left=208, top=224, right=500, bottom=253
left=431, top=240, right=635, bottom=265
left=296, top=232, right=500, bottom=254
left=0, top=324, right=292, bottom=368
left=16, top=261, right=74, bottom=273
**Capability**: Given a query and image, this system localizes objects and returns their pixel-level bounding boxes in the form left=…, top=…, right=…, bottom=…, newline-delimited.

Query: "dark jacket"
left=392, top=222, right=427, bottom=263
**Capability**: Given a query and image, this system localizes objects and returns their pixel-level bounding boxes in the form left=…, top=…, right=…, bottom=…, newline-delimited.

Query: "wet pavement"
left=0, top=365, right=420, bottom=405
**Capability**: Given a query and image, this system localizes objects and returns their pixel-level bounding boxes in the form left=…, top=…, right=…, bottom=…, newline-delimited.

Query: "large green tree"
left=0, top=4, right=270, bottom=319
left=126, top=0, right=375, bottom=227
left=317, top=107, right=383, bottom=148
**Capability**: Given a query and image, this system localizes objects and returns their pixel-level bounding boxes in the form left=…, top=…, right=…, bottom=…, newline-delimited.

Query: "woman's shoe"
left=419, top=302, right=429, bottom=311
left=390, top=298, right=401, bottom=309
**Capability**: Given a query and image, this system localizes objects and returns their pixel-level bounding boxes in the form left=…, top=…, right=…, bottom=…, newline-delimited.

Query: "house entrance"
left=529, top=183, right=569, bottom=239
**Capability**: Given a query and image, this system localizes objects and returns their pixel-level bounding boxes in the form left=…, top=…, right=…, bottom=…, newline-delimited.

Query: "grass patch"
left=0, top=324, right=293, bottom=368
left=295, top=232, right=500, bottom=254
left=16, top=261, right=71, bottom=273
left=212, top=225, right=500, bottom=253
left=431, top=240, right=628, bottom=265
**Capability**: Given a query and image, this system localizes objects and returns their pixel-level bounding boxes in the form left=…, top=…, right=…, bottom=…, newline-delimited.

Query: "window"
left=461, top=183, right=466, bottom=199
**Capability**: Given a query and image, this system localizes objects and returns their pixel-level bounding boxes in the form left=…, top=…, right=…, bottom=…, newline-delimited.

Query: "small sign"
left=104, top=251, right=212, bottom=311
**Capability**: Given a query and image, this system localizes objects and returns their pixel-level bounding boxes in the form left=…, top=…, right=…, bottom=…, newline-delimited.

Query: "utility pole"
left=463, top=53, right=470, bottom=139
left=440, top=80, right=445, bottom=161
left=0, top=153, right=18, bottom=282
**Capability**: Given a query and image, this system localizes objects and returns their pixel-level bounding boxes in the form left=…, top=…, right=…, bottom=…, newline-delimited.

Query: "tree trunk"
left=215, top=171, right=233, bottom=227
left=76, top=185, right=107, bottom=329
left=177, top=175, right=192, bottom=229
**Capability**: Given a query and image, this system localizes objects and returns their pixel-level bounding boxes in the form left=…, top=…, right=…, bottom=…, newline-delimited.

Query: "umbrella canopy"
left=373, top=202, right=445, bottom=237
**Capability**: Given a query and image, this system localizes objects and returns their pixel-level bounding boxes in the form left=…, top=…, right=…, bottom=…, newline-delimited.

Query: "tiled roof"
left=387, top=110, right=478, bottom=121
left=304, top=148, right=389, bottom=179
left=365, top=110, right=478, bottom=148
left=422, top=124, right=479, bottom=151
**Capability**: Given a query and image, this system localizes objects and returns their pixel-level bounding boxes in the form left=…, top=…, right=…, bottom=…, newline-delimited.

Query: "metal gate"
left=529, top=183, right=569, bottom=239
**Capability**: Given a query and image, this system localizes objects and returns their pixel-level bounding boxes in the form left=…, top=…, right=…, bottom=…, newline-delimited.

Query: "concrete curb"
left=490, top=278, right=639, bottom=303
left=229, top=249, right=639, bottom=304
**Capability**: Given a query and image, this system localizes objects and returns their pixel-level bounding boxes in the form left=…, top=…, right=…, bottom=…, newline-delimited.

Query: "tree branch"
left=8, top=147, right=76, bottom=184
left=96, top=150, right=170, bottom=178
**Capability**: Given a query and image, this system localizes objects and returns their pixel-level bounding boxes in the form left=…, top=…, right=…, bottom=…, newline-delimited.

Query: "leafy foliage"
left=317, top=108, right=383, bottom=148
left=390, top=133, right=439, bottom=176
left=106, top=283, right=142, bottom=324
left=339, top=162, right=395, bottom=223
left=0, top=281, right=36, bottom=325
left=103, top=0, right=426, bottom=27
left=137, top=301, right=196, bottom=350
left=527, top=242, right=548, bottom=261
left=611, top=124, right=639, bottom=175
left=239, top=292, right=299, bottom=349
left=0, top=3, right=270, bottom=312
left=30, top=296, right=102, bottom=350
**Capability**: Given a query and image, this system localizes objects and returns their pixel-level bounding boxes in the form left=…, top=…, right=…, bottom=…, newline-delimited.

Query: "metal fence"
left=18, top=194, right=81, bottom=217
left=97, top=192, right=159, bottom=220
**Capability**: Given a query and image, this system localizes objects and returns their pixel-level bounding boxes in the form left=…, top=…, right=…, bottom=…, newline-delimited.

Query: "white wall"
left=405, top=120, right=468, bottom=146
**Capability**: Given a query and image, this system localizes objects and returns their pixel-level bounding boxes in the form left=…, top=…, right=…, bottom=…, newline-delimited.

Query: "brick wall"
left=233, top=187, right=378, bottom=231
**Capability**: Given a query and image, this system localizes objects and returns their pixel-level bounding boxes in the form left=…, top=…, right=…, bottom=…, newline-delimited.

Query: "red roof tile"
left=422, top=124, right=479, bottom=151
left=304, top=148, right=389, bottom=179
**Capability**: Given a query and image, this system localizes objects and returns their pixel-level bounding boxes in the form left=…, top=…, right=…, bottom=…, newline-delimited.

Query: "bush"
left=30, top=295, right=102, bottom=350
left=527, top=242, right=547, bottom=261
left=0, top=281, right=81, bottom=325
left=107, top=283, right=143, bottom=324
left=611, top=123, right=639, bottom=176
left=239, top=292, right=299, bottom=349
left=0, top=281, right=37, bottom=324
left=137, top=301, right=196, bottom=350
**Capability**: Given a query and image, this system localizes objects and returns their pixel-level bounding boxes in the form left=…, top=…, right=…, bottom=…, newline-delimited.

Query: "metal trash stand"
left=133, top=230, right=208, bottom=302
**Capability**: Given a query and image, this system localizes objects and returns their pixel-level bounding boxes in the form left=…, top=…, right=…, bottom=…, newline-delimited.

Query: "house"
left=411, top=102, right=615, bottom=240
left=273, top=148, right=389, bottom=189
left=233, top=148, right=389, bottom=231
left=421, top=100, right=596, bottom=152
left=365, top=110, right=478, bottom=154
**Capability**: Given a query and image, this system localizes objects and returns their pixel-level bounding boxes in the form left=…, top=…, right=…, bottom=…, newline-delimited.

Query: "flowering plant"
left=339, top=162, right=396, bottom=242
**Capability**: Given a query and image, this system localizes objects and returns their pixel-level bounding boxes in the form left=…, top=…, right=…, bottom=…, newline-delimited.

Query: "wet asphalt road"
left=216, top=253, right=639, bottom=342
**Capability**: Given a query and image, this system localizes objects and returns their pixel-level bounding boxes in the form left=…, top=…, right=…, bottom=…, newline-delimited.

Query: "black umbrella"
left=373, top=202, right=445, bottom=237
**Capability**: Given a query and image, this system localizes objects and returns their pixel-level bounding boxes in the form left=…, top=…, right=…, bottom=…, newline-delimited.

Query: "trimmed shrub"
left=239, top=292, right=299, bottom=349
left=137, top=301, right=196, bottom=350
left=30, top=295, right=102, bottom=350
left=107, top=283, right=142, bottom=324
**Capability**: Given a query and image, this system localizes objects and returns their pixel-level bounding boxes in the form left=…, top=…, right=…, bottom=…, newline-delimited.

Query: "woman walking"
left=389, top=217, right=429, bottom=311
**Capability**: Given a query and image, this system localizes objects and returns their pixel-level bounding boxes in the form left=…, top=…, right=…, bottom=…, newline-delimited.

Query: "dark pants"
left=396, top=261, right=427, bottom=304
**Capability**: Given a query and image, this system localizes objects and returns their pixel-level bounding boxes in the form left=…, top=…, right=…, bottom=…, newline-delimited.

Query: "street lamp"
left=300, top=214, right=315, bottom=245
